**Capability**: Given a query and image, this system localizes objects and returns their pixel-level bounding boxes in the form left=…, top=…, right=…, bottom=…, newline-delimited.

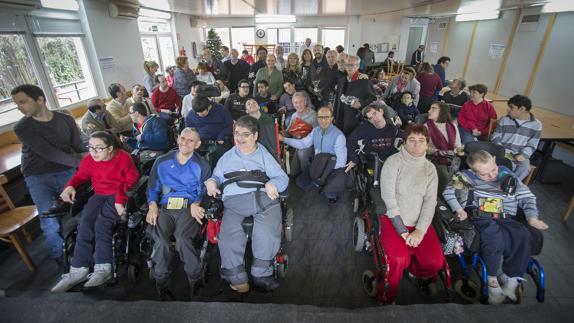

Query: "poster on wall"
left=488, top=44, right=505, bottom=59
left=376, top=43, right=389, bottom=53
left=99, top=57, right=115, bottom=71
left=430, top=42, right=439, bottom=53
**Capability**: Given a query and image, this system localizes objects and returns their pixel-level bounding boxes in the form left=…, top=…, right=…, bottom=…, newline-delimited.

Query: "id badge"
left=166, top=197, right=186, bottom=210
left=479, top=198, right=503, bottom=219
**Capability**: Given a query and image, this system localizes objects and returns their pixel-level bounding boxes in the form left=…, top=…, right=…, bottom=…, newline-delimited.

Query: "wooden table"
left=0, top=144, right=22, bottom=175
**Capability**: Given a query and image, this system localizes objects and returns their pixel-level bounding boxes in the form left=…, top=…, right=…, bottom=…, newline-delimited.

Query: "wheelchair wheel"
left=353, top=197, right=360, bottom=213
left=284, top=208, right=294, bottom=242
left=127, top=263, right=139, bottom=284
left=417, top=279, right=438, bottom=299
left=454, top=278, right=481, bottom=303
left=362, top=270, right=378, bottom=298
left=200, top=262, right=209, bottom=286
left=276, top=254, right=289, bottom=279
left=63, top=230, right=77, bottom=271
left=353, top=217, right=367, bottom=252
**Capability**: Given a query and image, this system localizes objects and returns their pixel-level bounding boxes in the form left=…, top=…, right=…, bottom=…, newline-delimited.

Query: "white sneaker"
left=501, top=277, right=523, bottom=302
left=488, top=285, right=506, bottom=305
left=83, top=263, right=112, bottom=288
left=51, top=266, right=89, bottom=292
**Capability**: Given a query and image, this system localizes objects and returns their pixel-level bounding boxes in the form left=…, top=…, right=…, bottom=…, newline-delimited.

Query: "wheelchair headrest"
left=195, top=84, right=221, bottom=98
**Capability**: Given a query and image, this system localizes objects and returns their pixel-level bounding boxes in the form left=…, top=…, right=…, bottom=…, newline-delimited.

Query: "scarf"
left=426, top=119, right=456, bottom=151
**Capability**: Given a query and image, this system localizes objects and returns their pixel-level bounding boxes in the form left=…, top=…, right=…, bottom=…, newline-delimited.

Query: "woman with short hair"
left=173, top=56, right=197, bottom=98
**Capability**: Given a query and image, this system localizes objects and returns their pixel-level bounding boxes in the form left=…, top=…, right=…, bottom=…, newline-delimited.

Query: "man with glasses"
left=225, top=79, right=252, bottom=120
left=206, top=116, right=289, bottom=293
left=280, top=107, right=347, bottom=203
left=146, top=127, right=212, bottom=301
left=81, top=98, right=121, bottom=136
left=334, top=55, right=376, bottom=136
left=345, top=103, right=403, bottom=172
left=186, top=95, right=233, bottom=169
left=11, top=84, right=87, bottom=271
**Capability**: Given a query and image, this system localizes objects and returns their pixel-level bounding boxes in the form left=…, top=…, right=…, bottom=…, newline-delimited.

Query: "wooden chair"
left=523, top=164, right=537, bottom=186
left=562, top=194, right=574, bottom=222
left=0, top=175, right=38, bottom=271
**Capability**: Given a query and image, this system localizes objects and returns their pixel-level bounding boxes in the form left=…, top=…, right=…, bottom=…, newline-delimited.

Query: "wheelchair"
left=57, top=176, right=150, bottom=287
left=352, top=151, right=452, bottom=304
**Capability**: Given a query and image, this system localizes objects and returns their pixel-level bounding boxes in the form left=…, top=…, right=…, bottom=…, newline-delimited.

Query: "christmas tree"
left=205, top=28, right=223, bottom=60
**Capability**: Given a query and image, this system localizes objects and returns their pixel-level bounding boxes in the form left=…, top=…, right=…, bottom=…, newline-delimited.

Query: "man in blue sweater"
left=185, top=95, right=233, bottom=169
left=146, top=127, right=212, bottom=301
left=206, top=116, right=289, bottom=293
left=280, top=107, right=347, bottom=203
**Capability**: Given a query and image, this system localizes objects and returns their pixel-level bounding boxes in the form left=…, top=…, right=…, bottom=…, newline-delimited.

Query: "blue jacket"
left=284, top=124, right=347, bottom=169
left=128, top=115, right=171, bottom=151
left=147, top=150, right=212, bottom=206
left=434, top=63, right=446, bottom=87
left=185, top=102, right=233, bottom=141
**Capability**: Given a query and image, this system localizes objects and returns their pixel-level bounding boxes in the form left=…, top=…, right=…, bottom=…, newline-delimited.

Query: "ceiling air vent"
left=521, top=14, right=540, bottom=23
left=438, top=22, right=448, bottom=29
left=519, top=14, right=540, bottom=32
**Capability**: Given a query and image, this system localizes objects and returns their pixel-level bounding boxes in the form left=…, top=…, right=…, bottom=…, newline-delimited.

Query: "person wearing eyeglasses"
left=51, top=131, right=139, bottom=292
left=333, top=55, right=376, bottom=136
left=81, top=97, right=121, bottom=136
left=145, top=127, right=212, bottom=301
left=279, top=107, right=347, bottom=204
left=225, top=79, right=252, bottom=120
left=205, top=115, right=289, bottom=293
left=12, top=84, right=88, bottom=272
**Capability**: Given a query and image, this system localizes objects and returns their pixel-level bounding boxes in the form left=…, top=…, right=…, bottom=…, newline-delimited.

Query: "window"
left=138, top=12, right=176, bottom=73
left=40, top=0, right=79, bottom=11
left=294, top=28, right=318, bottom=53
left=36, top=37, right=96, bottom=107
left=231, top=27, right=254, bottom=51
left=266, top=28, right=292, bottom=54
left=208, top=28, right=231, bottom=49
left=321, top=29, right=345, bottom=51
left=0, top=34, right=40, bottom=124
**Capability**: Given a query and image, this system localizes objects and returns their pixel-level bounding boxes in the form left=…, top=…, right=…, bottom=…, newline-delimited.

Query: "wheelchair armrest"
left=126, top=176, right=148, bottom=198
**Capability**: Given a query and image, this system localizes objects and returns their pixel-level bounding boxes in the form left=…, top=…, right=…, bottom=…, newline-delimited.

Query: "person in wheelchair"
left=284, top=92, right=318, bottom=175
left=51, top=131, right=139, bottom=292
left=379, top=124, right=444, bottom=303
left=245, top=99, right=279, bottom=161
left=205, top=116, right=289, bottom=293
left=185, top=94, right=233, bottom=169
left=442, top=150, right=549, bottom=304
left=280, top=107, right=347, bottom=204
left=145, top=127, right=212, bottom=301
left=345, top=102, right=402, bottom=172
left=120, top=102, right=171, bottom=153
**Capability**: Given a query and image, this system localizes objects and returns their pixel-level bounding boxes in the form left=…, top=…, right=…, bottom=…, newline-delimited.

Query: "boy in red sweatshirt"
left=51, top=131, right=139, bottom=292
left=457, top=84, right=497, bottom=144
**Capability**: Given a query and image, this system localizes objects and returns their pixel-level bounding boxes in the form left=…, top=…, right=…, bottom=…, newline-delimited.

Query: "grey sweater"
left=380, top=148, right=438, bottom=233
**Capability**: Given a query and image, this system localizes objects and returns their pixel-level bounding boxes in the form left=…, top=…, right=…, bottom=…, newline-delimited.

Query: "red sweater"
left=151, top=87, right=182, bottom=113
left=66, top=150, right=140, bottom=204
left=457, top=99, right=498, bottom=135
left=416, top=72, right=442, bottom=98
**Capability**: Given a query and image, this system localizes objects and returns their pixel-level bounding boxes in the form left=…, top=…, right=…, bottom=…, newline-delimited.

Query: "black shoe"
left=42, top=199, right=70, bottom=217
left=157, top=286, right=174, bottom=301
left=252, top=275, right=279, bottom=292
left=328, top=197, right=338, bottom=204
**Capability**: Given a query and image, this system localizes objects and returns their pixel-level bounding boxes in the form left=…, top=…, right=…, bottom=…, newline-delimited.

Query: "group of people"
left=9, top=39, right=549, bottom=305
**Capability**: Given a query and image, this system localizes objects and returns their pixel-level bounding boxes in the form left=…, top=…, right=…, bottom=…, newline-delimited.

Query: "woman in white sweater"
left=379, top=124, right=444, bottom=304
left=424, top=101, right=462, bottom=193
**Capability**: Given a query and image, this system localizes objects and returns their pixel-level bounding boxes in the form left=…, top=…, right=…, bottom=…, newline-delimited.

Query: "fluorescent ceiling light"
left=255, top=15, right=296, bottom=24
left=456, top=11, right=500, bottom=22
left=543, top=0, right=574, bottom=13
left=139, top=8, right=171, bottom=20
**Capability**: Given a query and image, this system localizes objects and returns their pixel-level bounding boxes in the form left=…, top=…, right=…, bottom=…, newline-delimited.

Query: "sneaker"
left=252, top=275, right=279, bottom=291
left=84, top=263, right=112, bottom=288
left=51, top=266, right=89, bottom=292
left=501, top=277, right=523, bottom=302
left=488, top=285, right=506, bottom=305
left=230, top=282, right=250, bottom=293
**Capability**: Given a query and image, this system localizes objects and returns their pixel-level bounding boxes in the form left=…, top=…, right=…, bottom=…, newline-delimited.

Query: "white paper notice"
left=430, top=42, right=439, bottom=53
left=488, top=44, right=505, bottom=60
left=99, top=57, right=116, bottom=71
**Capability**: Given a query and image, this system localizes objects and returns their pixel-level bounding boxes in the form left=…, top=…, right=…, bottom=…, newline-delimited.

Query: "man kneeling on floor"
left=279, top=106, right=347, bottom=203
left=443, top=150, right=549, bottom=304
left=206, top=116, right=289, bottom=293
left=146, top=128, right=212, bottom=301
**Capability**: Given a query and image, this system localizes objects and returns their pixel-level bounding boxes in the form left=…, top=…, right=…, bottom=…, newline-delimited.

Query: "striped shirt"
left=491, top=114, right=541, bottom=158
left=442, top=166, right=539, bottom=219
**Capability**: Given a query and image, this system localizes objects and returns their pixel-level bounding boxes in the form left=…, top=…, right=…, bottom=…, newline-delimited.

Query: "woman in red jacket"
left=51, top=131, right=140, bottom=292
left=457, top=84, right=497, bottom=144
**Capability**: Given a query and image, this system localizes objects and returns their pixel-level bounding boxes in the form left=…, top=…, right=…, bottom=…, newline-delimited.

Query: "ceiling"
left=130, top=0, right=550, bottom=17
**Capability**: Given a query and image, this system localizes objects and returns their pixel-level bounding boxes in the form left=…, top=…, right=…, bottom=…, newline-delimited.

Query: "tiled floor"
left=1, top=161, right=573, bottom=309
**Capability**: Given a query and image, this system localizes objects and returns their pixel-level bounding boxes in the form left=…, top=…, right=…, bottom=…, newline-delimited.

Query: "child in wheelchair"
left=51, top=131, right=140, bottom=292
left=443, top=149, right=548, bottom=304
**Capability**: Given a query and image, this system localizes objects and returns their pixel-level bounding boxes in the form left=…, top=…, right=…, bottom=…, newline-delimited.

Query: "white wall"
left=83, top=0, right=145, bottom=91
left=425, top=17, right=449, bottom=66
left=359, top=12, right=402, bottom=61
left=173, top=12, right=204, bottom=67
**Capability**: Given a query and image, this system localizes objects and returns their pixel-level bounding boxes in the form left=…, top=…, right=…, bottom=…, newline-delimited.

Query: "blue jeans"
left=459, top=126, right=477, bottom=144
left=24, top=168, right=75, bottom=259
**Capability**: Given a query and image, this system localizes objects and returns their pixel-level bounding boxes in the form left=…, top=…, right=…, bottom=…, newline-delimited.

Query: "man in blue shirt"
left=434, top=56, right=450, bottom=87
left=280, top=107, right=348, bottom=203
left=146, top=128, right=212, bottom=301
left=206, top=116, right=289, bottom=293
left=185, top=95, right=233, bottom=169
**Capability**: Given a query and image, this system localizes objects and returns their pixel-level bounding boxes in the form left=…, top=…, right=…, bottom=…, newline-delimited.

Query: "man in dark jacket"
left=224, top=49, right=250, bottom=93
left=225, top=79, right=252, bottom=120
left=123, top=102, right=171, bottom=152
